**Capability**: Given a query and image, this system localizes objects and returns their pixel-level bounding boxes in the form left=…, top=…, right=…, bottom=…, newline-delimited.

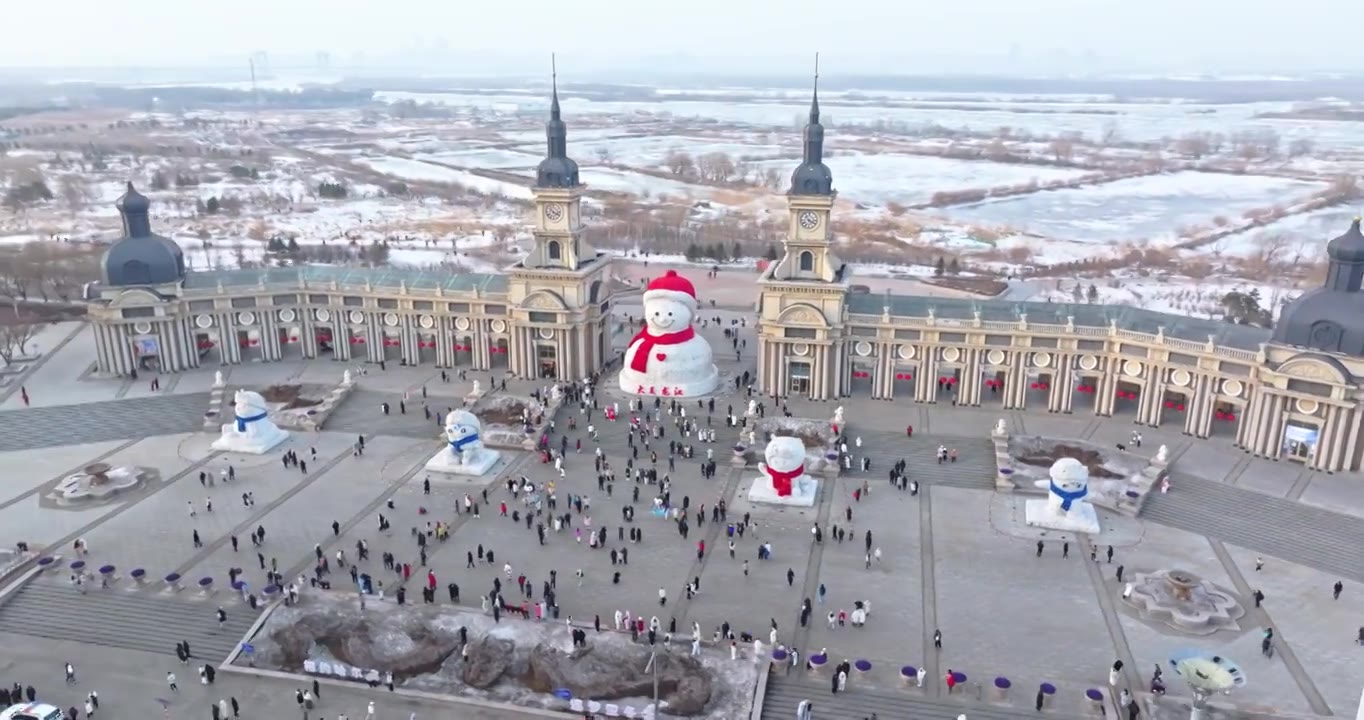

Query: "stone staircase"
left=853, top=432, right=997, bottom=490
left=0, top=580, right=258, bottom=661
left=762, top=674, right=1087, bottom=720
left=1140, top=471, right=1364, bottom=584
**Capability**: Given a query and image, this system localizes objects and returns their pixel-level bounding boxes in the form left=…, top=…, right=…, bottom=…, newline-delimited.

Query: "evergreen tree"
left=934, top=256, right=945, bottom=277
left=1086, top=284, right=1099, bottom=303
left=205, top=196, right=220, bottom=214
left=287, top=238, right=301, bottom=253
left=947, top=257, right=961, bottom=275
left=685, top=243, right=701, bottom=261
left=731, top=241, right=742, bottom=260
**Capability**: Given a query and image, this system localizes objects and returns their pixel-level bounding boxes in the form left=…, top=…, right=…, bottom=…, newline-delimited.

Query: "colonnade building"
left=86, top=78, right=615, bottom=383
left=754, top=81, right=1364, bottom=473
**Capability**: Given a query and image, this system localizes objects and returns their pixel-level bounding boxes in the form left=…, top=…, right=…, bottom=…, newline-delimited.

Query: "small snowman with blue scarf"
left=444, top=409, right=485, bottom=466
left=1037, top=457, right=1091, bottom=518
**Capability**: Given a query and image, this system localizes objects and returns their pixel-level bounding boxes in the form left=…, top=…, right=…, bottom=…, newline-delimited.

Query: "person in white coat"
left=796, top=698, right=812, bottom=720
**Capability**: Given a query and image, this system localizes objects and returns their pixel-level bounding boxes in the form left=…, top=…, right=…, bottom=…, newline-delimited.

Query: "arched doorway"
left=194, top=331, right=222, bottom=365
left=1113, top=380, right=1142, bottom=417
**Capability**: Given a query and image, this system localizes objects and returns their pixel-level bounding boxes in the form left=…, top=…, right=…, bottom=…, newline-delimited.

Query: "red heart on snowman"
left=656, top=353, right=667, bottom=361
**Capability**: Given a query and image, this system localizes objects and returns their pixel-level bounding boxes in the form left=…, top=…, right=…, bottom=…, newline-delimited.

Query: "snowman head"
left=641, top=270, right=698, bottom=333
left=764, top=436, right=806, bottom=474
left=234, top=390, right=268, bottom=417
left=1049, top=457, right=1089, bottom=492
left=444, top=409, right=482, bottom=443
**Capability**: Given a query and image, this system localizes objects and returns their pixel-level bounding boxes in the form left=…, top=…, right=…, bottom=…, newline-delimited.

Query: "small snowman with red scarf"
left=619, top=270, right=719, bottom=397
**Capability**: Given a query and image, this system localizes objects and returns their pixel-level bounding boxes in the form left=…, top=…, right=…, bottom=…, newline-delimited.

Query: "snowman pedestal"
left=619, top=270, right=720, bottom=399
left=424, top=447, right=500, bottom=477
left=1025, top=498, right=1100, bottom=534
left=748, top=473, right=818, bottom=507
left=211, top=390, right=289, bottom=454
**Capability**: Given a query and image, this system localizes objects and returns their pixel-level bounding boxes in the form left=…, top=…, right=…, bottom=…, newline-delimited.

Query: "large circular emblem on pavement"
left=897, top=345, right=915, bottom=360
left=278, top=308, right=296, bottom=323
left=383, top=313, right=400, bottom=327
left=986, top=349, right=1006, bottom=365
left=1170, top=369, right=1191, bottom=387
left=942, top=347, right=961, bottom=363
left=1222, top=379, right=1243, bottom=398
left=1033, top=352, right=1052, bottom=368
left=195, top=314, right=214, bottom=329
left=854, top=341, right=873, bottom=357
left=133, top=321, right=153, bottom=335
left=490, top=319, right=507, bottom=333
left=348, top=310, right=365, bottom=325
left=1079, top=355, right=1098, bottom=371
left=537, top=328, right=554, bottom=340
left=236, top=312, right=256, bottom=326
left=1296, top=399, right=1320, bottom=416
left=791, top=343, right=811, bottom=357
left=418, top=315, right=435, bottom=330
left=1123, top=360, right=1143, bottom=377
left=454, top=317, right=471, bottom=331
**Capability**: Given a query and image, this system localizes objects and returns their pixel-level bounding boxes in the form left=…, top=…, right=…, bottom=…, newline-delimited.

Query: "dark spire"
left=536, top=53, right=579, bottom=189
left=789, top=53, right=833, bottom=196
left=809, top=52, right=820, bottom=124
left=116, top=181, right=152, bottom=238
left=1325, top=216, right=1364, bottom=292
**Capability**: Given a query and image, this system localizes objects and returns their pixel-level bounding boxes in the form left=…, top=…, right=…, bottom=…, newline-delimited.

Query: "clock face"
left=798, top=211, right=820, bottom=230
left=544, top=203, right=564, bottom=222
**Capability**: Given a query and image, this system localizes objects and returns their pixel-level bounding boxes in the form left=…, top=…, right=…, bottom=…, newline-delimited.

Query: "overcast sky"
left=6, top=0, right=1363, bottom=75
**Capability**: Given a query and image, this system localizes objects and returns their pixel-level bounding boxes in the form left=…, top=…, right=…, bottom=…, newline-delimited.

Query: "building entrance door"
left=788, top=362, right=811, bottom=395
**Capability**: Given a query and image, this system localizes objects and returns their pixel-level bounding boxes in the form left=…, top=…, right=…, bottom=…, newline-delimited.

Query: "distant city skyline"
left=5, top=0, right=1364, bottom=77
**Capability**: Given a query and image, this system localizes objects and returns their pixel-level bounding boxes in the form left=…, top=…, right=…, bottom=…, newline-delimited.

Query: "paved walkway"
left=0, top=392, right=210, bottom=451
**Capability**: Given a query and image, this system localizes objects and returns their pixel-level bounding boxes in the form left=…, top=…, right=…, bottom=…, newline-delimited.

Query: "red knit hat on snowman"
left=628, top=270, right=698, bottom=374
left=642, top=270, right=697, bottom=309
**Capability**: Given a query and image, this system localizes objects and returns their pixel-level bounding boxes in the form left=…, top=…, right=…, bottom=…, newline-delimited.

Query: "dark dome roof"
left=536, top=155, right=580, bottom=189
left=101, top=183, right=185, bottom=287
left=790, top=161, right=833, bottom=196
left=1327, top=217, right=1364, bottom=263
left=1273, top=288, right=1364, bottom=356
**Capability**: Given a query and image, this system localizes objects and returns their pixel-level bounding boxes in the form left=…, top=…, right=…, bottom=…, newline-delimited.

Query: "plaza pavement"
left=0, top=302, right=1360, bottom=719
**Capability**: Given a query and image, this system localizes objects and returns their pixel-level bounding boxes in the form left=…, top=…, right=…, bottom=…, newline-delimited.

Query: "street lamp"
left=643, top=643, right=663, bottom=719
left=1168, top=649, right=1246, bottom=720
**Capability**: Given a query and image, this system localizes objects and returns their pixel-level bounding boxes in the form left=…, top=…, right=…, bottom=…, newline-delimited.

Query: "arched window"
left=589, top=280, right=603, bottom=304
left=547, top=241, right=562, bottom=261
left=798, top=251, right=814, bottom=272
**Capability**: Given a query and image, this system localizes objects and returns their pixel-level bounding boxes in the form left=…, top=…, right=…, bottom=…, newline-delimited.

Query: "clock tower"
left=770, top=68, right=842, bottom=283
left=524, top=65, right=594, bottom=270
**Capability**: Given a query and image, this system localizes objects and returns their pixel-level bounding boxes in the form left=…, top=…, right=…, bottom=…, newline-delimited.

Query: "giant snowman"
left=748, top=436, right=818, bottom=507
left=619, top=270, right=719, bottom=398
left=1025, top=457, right=1101, bottom=534
left=425, top=409, right=501, bottom=476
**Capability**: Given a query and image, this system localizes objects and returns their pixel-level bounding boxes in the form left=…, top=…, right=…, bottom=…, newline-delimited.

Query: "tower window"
left=122, top=260, right=151, bottom=285
left=548, top=241, right=562, bottom=261
left=798, top=251, right=814, bottom=272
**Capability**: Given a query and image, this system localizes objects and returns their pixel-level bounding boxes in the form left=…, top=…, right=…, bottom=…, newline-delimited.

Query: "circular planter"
left=1086, top=688, right=1105, bottom=702
left=1040, top=682, right=1056, bottom=695
left=732, top=445, right=746, bottom=455
left=198, top=577, right=214, bottom=588
left=131, top=568, right=146, bottom=583
left=164, top=572, right=182, bottom=585
left=263, top=584, right=280, bottom=595
left=771, top=649, right=788, bottom=662
left=36, top=557, right=55, bottom=571
left=808, top=654, right=827, bottom=672
left=900, top=665, right=918, bottom=686
left=824, top=452, right=839, bottom=462
left=951, top=672, right=967, bottom=686
left=69, top=560, right=86, bottom=572
left=99, top=565, right=115, bottom=575
left=999, top=468, right=1014, bottom=475
left=994, top=676, right=1011, bottom=700
left=854, top=660, right=872, bottom=673
left=231, top=580, right=247, bottom=591
left=1125, top=490, right=1141, bottom=499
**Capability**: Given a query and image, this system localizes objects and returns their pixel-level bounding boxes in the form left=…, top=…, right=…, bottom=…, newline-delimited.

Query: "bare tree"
left=1288, top=138, right=1314, bottom=158
left=58, top=174, right=93, bottom=210
left=594, top=147, right=612, bottom=164
left=1048, top=139, right=1075, bottom=164
left=0, top=323, right=38, bottom=366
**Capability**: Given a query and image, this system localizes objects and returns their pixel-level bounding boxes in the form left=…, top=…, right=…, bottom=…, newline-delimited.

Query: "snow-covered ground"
left=1030, top=275, right=1304, bottom=318
left=780, top=153, right=1089, bottom=208
left=1199, top=205, right=1359, bottom=259
left=358, top=157, right=533, bottom=200
left=944, top=171, right=1328, bottom=244
left=578, top=168, right=716, bottom=200
left=518, top=135, right=791, bottom=168
left=418, top=148, right=541, bottom=170
left=377, top=90, right=1364, bottom=150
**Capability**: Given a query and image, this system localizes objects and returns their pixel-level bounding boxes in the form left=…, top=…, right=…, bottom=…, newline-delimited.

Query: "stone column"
left=1319, top=405, right=1341, bottom=472
left=1344, top=405, right=1363, bottom=472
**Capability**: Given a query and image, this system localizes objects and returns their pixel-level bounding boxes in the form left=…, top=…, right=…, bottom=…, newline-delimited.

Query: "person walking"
left=365, top=701, right=376, bottom=720
left=933, top=629, right=942, bottom=649
left=1036, top=687, right=1045, bottom=711
left=1036, top=540, right=1044, bottom=557
left=167, top=672, right=178, bottom=692
left=796, top=698, right=813, bottom=720
left=65, top=662, right=77, bottom=684
left=1334, top=580, right=1344, bottom=599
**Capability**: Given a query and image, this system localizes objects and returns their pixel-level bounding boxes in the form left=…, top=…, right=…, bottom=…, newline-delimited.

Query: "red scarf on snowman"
left=628, top=270, right=700, bottom=374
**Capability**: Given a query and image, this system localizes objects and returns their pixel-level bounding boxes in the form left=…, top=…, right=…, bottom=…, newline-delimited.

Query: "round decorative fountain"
left=1122, top=569, right=1245, bottom=635
left=46, top=464, right=158, bottom=505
